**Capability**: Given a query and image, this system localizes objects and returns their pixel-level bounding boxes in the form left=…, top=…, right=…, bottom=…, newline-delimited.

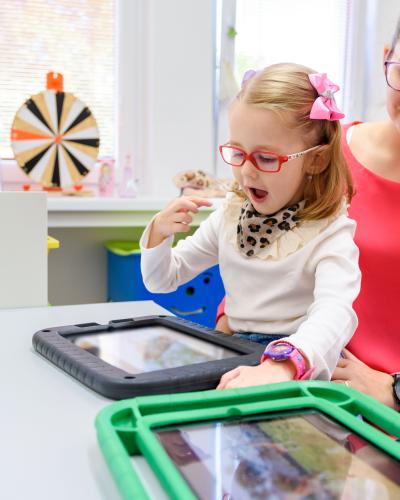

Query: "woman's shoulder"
left=344, top=121, right=386, bottom=144
left=342, top=120, right=363, bottom=132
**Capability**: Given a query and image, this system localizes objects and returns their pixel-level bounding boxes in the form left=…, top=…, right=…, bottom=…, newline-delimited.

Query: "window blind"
left=0, top=0, right=115, bottom=158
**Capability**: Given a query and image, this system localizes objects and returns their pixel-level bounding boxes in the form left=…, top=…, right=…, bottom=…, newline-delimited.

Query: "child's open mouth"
left=249, top=187, right=268, bottom=202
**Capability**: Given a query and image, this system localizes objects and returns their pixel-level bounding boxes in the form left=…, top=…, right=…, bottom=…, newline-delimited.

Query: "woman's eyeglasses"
left=219, top=144, right=320, bottom=173
left=384, top=61, right=400, bottom=91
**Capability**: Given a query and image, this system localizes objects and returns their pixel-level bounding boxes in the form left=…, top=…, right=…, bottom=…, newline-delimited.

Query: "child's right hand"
left=217, top=359, right=295, bottom=390
left=147, top=196, right=213, bottom=248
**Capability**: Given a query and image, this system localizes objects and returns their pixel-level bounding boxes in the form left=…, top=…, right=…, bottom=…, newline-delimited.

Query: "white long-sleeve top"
left=140, top=194, right=361, bottom=380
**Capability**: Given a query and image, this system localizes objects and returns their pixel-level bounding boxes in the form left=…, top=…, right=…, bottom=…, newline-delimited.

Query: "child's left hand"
left=216, top=359, right=295, bottom=390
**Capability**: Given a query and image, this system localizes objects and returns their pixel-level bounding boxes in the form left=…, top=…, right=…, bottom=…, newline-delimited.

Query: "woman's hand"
left=215, top=314, right=233, bottom=334
left=147, top=196, right=212, bottom=248
left=332, top=349, right=397, bottom=409
left=216, top=359, right=295, bottom=390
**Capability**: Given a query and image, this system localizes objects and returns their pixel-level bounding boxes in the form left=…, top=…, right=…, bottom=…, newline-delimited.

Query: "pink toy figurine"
left=98, top=159, right=115, bottom=197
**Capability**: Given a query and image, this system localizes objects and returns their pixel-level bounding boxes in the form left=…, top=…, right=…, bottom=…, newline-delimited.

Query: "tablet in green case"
left=95, top=381, right=400, bottom=500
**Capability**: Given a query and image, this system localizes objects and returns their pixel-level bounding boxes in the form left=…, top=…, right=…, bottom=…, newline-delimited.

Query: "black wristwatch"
left=392, top=373, right=400, bottom=409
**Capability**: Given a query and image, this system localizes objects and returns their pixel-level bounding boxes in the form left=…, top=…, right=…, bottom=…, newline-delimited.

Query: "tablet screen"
left=70, top=325, right=237, bottom=373
left=155, top=411, right=400, bottom=499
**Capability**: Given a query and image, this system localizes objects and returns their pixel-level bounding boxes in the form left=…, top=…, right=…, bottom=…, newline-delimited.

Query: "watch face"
left=268, top=343, right=294, bottom=361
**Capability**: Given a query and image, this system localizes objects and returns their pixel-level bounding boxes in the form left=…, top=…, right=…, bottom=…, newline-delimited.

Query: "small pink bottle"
left=118, top=154, right=137, bottom=198
left=98, top=159, right=115, bottom=197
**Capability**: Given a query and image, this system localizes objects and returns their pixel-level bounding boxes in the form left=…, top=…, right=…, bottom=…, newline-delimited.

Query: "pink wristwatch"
left=261, top=341, right=315, bottom=380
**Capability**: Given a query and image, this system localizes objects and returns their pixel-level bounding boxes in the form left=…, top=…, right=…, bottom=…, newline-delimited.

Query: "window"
left=217, top=0, right=351, bottom=176
left=0, top=0, right=115, bottom=159
left=234, top=0, right=349, bottom=106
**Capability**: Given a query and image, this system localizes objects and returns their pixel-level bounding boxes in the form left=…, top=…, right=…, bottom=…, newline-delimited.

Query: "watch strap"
left=392, top=373, right=400, bottom=407
left=298, top=366, right=316, bottom=380
left=261, top=341, right=315, bottom=381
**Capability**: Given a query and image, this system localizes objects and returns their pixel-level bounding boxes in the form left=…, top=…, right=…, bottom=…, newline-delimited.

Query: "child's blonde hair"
left=236, top=62, right=353, bottom=220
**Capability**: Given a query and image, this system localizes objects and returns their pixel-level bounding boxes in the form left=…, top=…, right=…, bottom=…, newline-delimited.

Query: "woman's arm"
left=332, top=349, right=399, bottom=410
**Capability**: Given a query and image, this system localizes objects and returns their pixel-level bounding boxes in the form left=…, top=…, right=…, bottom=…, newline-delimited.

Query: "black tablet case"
left=33, top=315, right=265, bottom=399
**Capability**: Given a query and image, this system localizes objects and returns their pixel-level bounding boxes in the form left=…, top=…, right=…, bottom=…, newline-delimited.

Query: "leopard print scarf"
left=237, top=199, right=305, bottom=257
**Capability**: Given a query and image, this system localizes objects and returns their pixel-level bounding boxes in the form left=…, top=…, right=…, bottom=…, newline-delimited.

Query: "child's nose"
left=242, top=159, right=258, bottom=177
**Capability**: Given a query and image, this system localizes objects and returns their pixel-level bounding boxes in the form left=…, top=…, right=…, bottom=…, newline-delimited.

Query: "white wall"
left=117, top=0, right=215, bottom=199
left=0, top=192, right=47, bottom=308
left=48, top=227, right=138, bottom=305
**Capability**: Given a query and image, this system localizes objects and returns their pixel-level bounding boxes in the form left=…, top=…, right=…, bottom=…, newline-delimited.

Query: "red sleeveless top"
left=344, top=122, right=400, bottom=374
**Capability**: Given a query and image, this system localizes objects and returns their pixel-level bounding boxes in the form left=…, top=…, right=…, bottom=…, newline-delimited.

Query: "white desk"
left=1, top=300, right=170, bottom=500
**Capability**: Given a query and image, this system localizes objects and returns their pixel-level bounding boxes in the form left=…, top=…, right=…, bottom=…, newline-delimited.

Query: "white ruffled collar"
left=223, top=192, right=347, bottom=260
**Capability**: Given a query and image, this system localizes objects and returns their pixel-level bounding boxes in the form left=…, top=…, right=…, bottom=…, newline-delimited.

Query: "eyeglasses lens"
left=253, top=152, right=279, bottom=172
left=387, top=63, right=400, bottom=90
left=221, top=147, right=244, bottom=166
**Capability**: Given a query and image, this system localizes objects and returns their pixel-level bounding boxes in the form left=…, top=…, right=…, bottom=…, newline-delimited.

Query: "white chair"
left=0, top=192, right=47, bottom=308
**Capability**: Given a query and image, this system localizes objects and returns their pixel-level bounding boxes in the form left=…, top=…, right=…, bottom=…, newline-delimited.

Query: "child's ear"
left=305, top=145, right=330, bottom=175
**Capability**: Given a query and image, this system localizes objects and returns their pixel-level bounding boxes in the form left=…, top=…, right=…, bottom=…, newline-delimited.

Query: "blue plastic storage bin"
left=106, top=241, right=225, bottom=328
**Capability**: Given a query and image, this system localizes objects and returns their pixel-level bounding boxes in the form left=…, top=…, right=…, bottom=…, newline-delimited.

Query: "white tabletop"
left=1, top=301, right=170, bottom=500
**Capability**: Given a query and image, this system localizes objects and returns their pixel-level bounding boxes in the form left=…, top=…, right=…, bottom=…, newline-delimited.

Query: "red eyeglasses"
left=219, top=144, right=320, bottom=173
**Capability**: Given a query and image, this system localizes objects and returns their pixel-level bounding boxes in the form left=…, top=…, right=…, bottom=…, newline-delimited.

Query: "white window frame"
left=117, top=0, right=216, bottom=198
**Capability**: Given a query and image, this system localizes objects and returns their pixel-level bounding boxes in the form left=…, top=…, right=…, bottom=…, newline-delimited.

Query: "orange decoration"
left=46, top=72, right=64, bottom=91
left=11, top=72, right=100, bottom=189
left=11, top=129, right=52, bottom=141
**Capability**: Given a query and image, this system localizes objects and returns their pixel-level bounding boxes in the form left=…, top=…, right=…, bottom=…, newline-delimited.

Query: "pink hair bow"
left=308, top=73, right=345, bottom=121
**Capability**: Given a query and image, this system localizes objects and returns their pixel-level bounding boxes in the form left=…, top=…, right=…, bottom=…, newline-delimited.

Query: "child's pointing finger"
left=184, top=196, right=214, bottom=208
left=173, top=197, right=212, bottom=214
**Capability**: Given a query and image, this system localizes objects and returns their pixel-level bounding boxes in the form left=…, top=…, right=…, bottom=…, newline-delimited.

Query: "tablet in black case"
left=32, top=315, right=265, bottom=399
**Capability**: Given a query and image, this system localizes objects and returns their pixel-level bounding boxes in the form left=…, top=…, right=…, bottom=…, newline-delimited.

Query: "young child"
left=140, top=63, right=361, bottom=388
